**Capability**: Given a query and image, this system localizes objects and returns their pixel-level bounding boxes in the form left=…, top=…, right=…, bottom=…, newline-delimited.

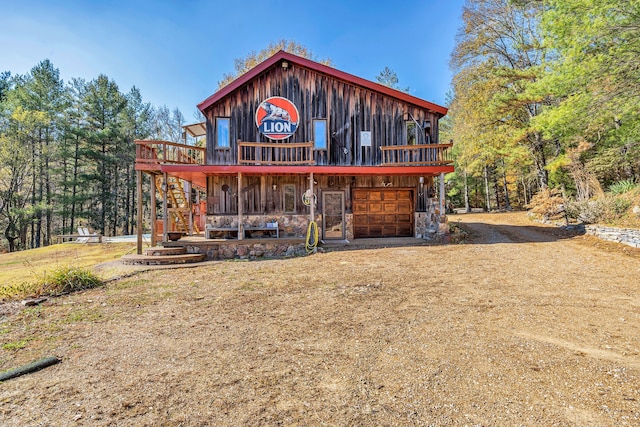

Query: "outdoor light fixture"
left=272, top=184, right=277, bottom=191
left=282, top=61, right=289, bottom=69
left=419, top=176, right=424, bottom=184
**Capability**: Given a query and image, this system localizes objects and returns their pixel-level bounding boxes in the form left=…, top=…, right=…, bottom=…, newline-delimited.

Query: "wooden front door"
left=322, top=191, right=345, bottom=240
left=353, top=189, right=413, bottom=238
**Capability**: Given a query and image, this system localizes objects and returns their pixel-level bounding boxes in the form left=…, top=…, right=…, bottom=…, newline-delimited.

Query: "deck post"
left=136, top=170, right=143, bottom=254
left=187, top=181, right=193, bottom=235
left=238, top=172, right=244, bottom=240
left=150, top=174, right=157, bottom=247
left=439, top=172, right=446, bottom=218
left=310, top=172, right=315, bottom=224
left=163, top=172, right=168, bottom=243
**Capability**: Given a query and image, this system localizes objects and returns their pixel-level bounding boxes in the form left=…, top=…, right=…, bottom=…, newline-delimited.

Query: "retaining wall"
left=584, top=225, right=640, bottom=248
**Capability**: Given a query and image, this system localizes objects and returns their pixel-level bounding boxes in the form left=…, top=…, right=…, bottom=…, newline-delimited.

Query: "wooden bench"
left=56, top=233, right=102, bottom=244
left=205, top=223, right=279, bottom=239
left=245, top=224, right=279, bottom=239
left=205, top=226, right=239, bottom=239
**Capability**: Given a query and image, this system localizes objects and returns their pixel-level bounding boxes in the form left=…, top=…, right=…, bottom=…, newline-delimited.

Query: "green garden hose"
left=306, top=221, right=318, bottom=254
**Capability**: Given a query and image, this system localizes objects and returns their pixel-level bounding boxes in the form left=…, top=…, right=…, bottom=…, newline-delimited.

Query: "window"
left=406, top=121, right=417, bottom=145
left=424, top=120, right=432, bottom=144
left=284, top=184, right=296, bottom=213
left=216, top=117, right=230, bottom=148
left=313, top=119, right=327, bottom=150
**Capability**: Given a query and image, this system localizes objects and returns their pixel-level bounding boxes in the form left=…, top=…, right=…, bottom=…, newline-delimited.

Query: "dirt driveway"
left=1, top=212, right=639, bottom=426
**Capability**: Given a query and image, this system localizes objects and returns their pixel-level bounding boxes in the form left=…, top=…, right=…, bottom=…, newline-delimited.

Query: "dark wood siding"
left=206, top=175, right=434, bottom=216
left=204, top=61, right=442, bottom=167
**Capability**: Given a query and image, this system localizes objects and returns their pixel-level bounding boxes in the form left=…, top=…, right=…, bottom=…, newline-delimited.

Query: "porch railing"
left=380, top=143, right=454, bottom=166
left=238, top=141, right=315, bottom=165
left=135, top=140, right=206, bottom=166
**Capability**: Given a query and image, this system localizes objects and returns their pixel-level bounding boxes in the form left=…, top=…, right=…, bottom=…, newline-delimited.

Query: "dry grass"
left=1, top=213, right=639, bottom=425
left=0, top=242, right=137, bottom=289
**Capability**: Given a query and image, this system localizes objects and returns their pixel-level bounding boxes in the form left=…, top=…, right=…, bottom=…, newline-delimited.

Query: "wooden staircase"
left=155, top=175, right=201, bottom=235
left=121, top=246, right=206, bottom=265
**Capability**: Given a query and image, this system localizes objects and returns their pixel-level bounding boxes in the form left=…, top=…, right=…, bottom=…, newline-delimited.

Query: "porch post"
left=136, top=170, right=143, bottom=254
left=163, top=172, right=168, bottom=242
left=150, top=174, right=157, bottom=247
left=238, top=172, right=244, bottom=240
left=439, top=172, right=446, bottom=218
left=187, top=181, right=193, bottom=235
left=310, top=172, right=315, bottom=223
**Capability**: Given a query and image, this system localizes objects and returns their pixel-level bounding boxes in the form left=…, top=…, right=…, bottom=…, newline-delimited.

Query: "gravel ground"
left=0, top=212, right=638, bottom=426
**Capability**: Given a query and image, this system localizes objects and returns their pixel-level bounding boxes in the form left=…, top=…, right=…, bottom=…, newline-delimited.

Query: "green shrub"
left=565, top=195, right=634, bottom=224
left=40, top=266, right=103, bottom=296
left=0, top=266, right=102, bottom=301
left=609, top=180, right=636, bottom=195
left=0, top=282, right=39, bottom=301
left=565, top=199, right=604, bottom=224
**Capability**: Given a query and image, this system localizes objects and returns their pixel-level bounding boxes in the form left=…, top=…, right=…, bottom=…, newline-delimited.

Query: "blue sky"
left=1, top=0, right=466, bottom=121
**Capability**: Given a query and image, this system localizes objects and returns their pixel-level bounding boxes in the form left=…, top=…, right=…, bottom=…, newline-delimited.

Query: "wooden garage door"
left=353, top=189, right=413, bottom=238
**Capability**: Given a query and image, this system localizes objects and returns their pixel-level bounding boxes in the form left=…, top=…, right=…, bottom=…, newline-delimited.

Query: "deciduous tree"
left=217, top=40, right=333, bottom=88
left=449, top=0, right=549, bottom=209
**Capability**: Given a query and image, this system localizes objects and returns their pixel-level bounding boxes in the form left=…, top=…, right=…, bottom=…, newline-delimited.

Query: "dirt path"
left=1, top=212, right=639, bottom=426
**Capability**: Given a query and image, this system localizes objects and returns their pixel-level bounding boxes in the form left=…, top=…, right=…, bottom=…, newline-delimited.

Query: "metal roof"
left=183, top=122, right=206, bottom=138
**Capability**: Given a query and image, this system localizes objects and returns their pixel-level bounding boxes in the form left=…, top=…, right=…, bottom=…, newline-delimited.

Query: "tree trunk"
left=5, top=224, right=18, bottom=252
left=501, top=160, right=511, bottom=211
left=45, top=130, right=52, bottom=246
left=532, top=132, right=548, bottom=189
left=492, top=166, right=501, bottom=210
left=464, top=169, right=470, bottom=213
left=30, top=136, right=37, bottom=249
left=61, top=154, right=69, bottom=234
left=70, top=131, right=81, bottom=234
left=111, top=163, right=119, bottom=237
left=100, top=139, right=108, bottom=235
left=484, top=166, right=492, bottom=212
left=491, top=172, right=500, bottom=210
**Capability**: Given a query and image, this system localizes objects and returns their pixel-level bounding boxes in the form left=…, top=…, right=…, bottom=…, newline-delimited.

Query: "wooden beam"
left=238, top=172, right=244, bottom=240
left=260, top=175, right=267, bottom=213
left=136, top=170, right=143, bottom=255
left=150, top=174, right=157, bottom=247
left=187, top=181, right=193, bottom=235
left=161, top=164, right=454, bottom=177
left=310, top=172, right=315, bottom=224
left=439, top=172, right=446, bottom=219
left=163, top=172, right=168, bottom=243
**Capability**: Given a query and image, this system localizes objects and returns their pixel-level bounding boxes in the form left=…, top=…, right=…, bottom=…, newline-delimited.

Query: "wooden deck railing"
left=238, top=141, right=315, bottom=165
left=135, top=140, right=206, bottom=166
left=380, top=143, right=453, bottom=166
left=135, top=139, right=452, bottom=168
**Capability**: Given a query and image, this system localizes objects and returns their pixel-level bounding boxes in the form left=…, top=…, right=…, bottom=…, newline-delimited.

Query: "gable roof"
left=197, top=50, right=448, bottom=116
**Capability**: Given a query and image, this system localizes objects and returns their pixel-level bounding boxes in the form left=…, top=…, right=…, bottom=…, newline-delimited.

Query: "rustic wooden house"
left=134, top=50, right=453, bottom=253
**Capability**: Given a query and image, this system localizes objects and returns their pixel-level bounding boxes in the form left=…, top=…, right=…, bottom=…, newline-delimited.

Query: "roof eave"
left=198, top=51, right=448, bottom=116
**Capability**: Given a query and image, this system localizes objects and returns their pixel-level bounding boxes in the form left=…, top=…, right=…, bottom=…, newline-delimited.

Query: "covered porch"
left=134, top=129, right=453, bottom=255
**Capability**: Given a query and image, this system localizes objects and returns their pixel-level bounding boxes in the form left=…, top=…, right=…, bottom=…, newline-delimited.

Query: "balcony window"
left=406, top=121, right=417, bottom=145
left=313, top=119, right=327, bottom=150
left=216, top=117, right=230, bottom=148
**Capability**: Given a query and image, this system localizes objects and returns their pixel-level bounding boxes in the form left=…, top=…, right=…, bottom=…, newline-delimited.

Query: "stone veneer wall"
left=415, top=199, right=443, bottom=239
left=181, top=240, right=308, bottom=261
left=208, top=214, right=321, bottom=238
left=209, top=202, right=444, bottom=244
left=584, top=225, right=640, bottom=248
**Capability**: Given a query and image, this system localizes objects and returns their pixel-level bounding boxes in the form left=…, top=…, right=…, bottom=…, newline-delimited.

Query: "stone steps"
left=143, top=246, right=187, bottom=256
left=121, top=246, right=206, bottom=265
